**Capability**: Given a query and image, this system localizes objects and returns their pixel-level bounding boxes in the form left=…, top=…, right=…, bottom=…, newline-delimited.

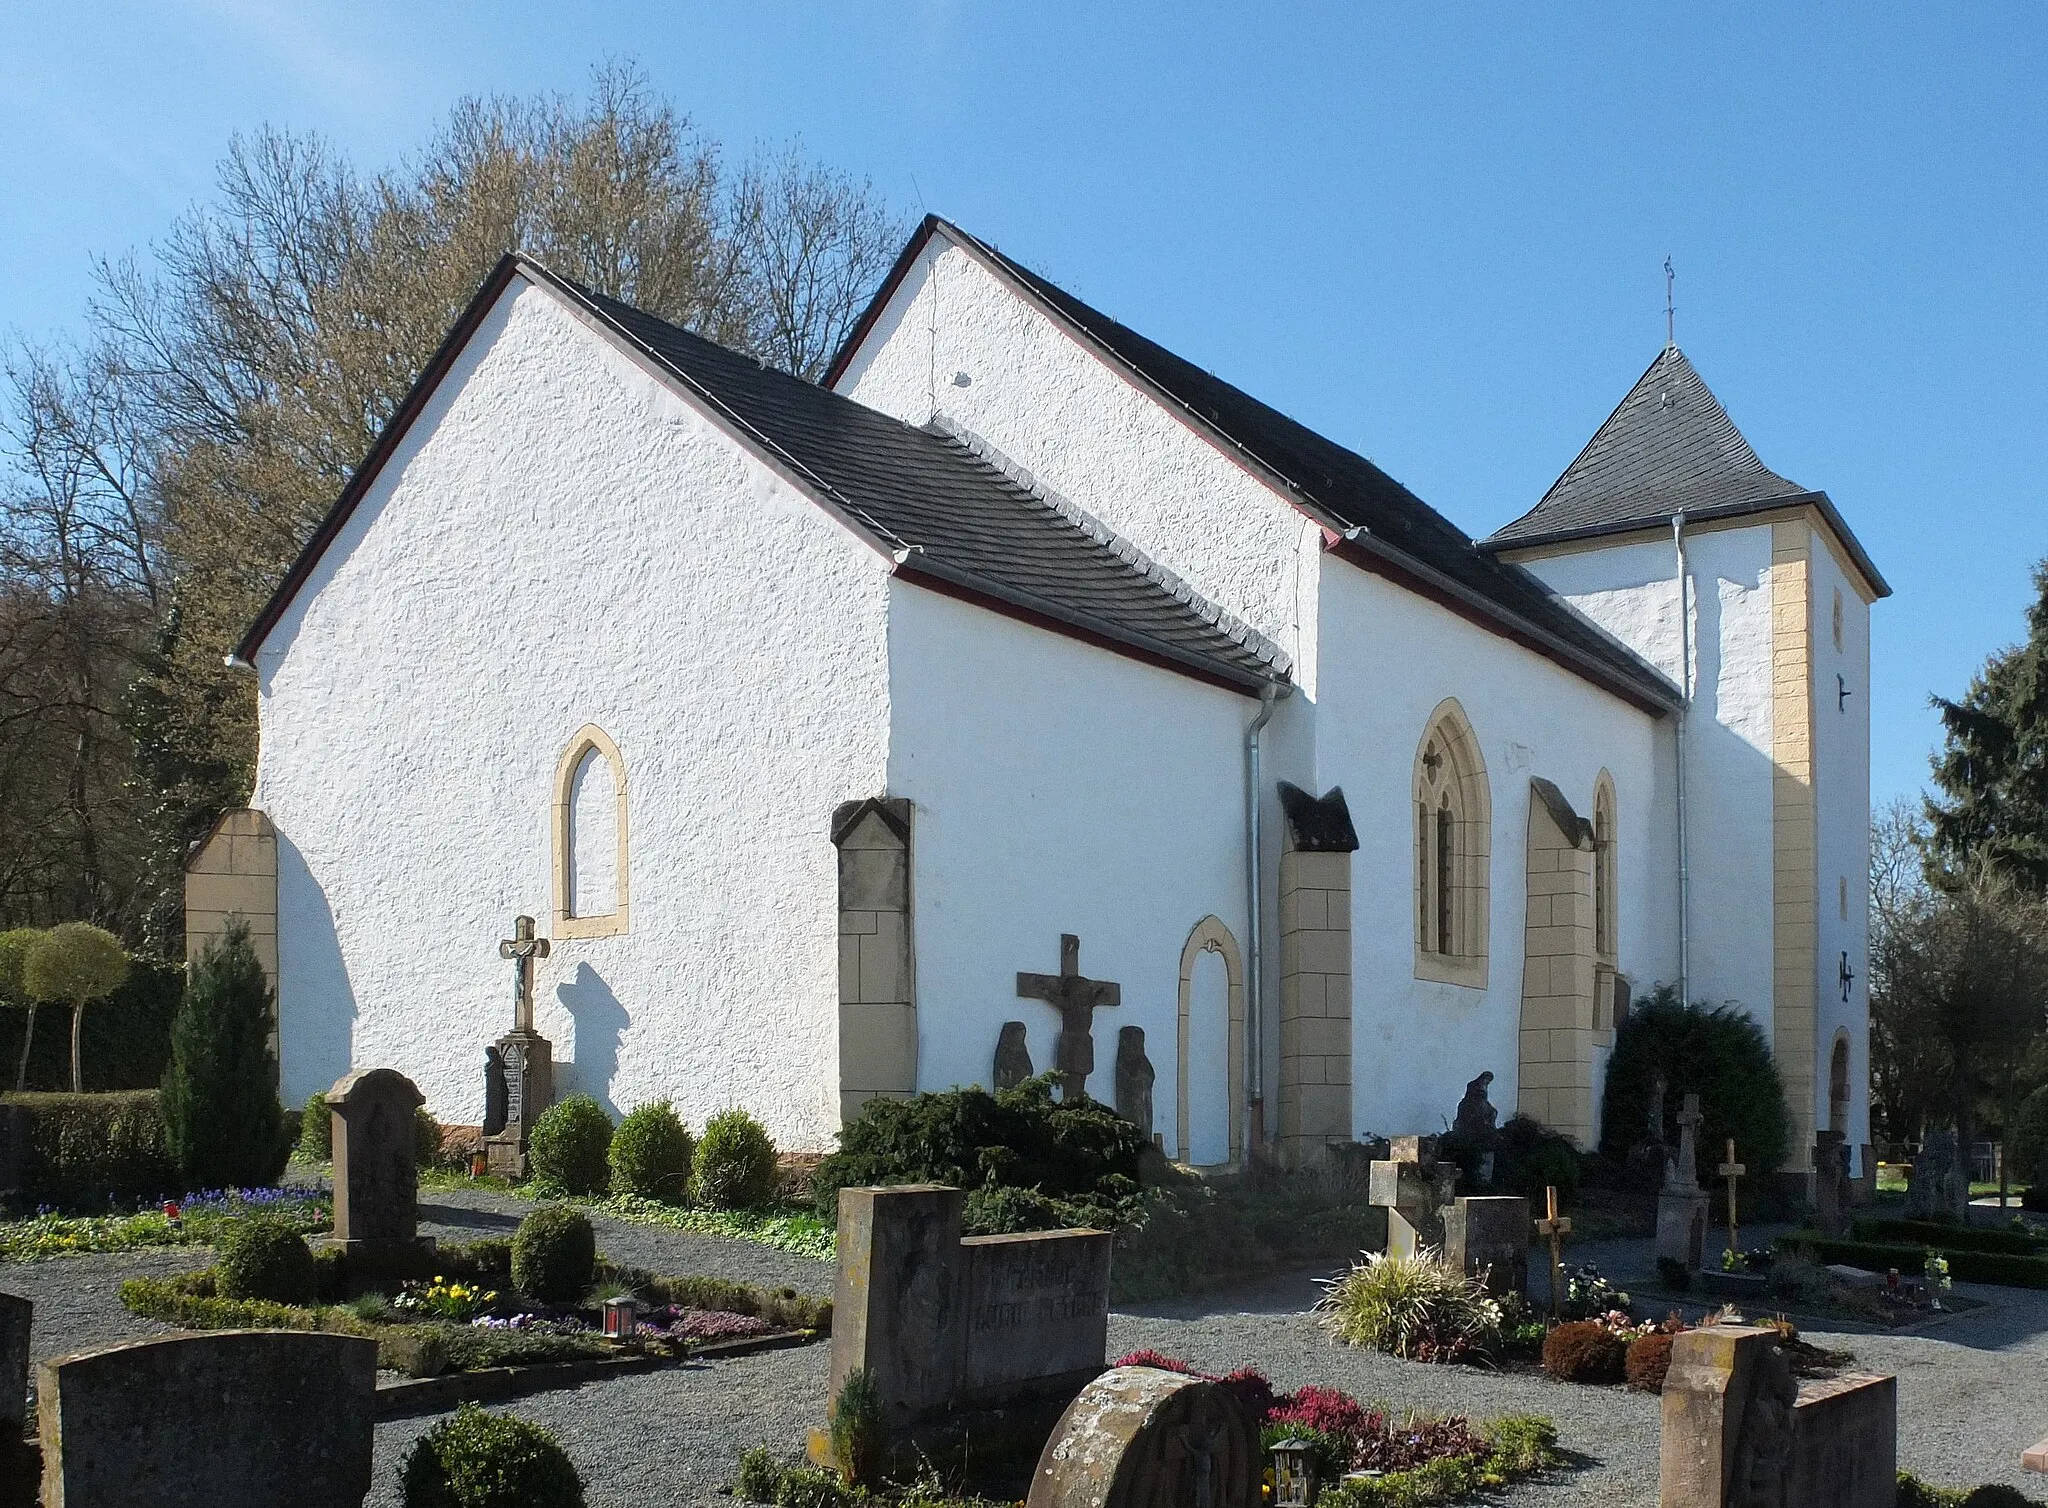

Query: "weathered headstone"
left=1440, top=1195, right=1528, bottom=1298
left=1368, top=1137, right=1458, bottom=1258
left=823, top=1184, right=1111, bottom=1446
left=38, top=1331, right=378, bottom=1508
left=1655, top=1093, right=1710, bottom=1274
left=1114, top=1027, right=1154, bottom=1139
left=1016, top=934, right=1120, bottom=1102
left=485, top=915, right=555, bottom=1177
left=1814, top=1130, right=1853, bottom=1239
left=1026, top=1366, right=1259, bottom=1508
left=1903, top=1129, right=1968, bottom=1222
left=0, top=1291, right=28, bottom=1436
left=1660, top=1325, right=1896, bottom=1508
left=326, top=1067, right=431, bottom=1259
left=994, top=1022, right=1034, bottom=1092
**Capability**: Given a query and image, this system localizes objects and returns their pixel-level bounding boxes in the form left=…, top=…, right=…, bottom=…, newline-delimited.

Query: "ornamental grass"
left=1316, top=1248, right=1503, bottom=1361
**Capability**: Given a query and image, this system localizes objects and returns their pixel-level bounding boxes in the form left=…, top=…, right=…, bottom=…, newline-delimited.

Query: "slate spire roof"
left=1483, top=345, right=1888, bottom=595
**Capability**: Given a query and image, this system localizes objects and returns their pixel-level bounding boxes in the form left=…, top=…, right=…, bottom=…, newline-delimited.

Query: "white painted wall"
left=1810, top=534, right=1873, bottom=1172
left=252, top=277, right=894, bottom=1149
left=885, top=581, right=1253, bottom=1157
left=833, top=233, right=1325, bottom=697
left=1520, top=526, right=1779, bottom=1023
left=1314, top=561, right=1672, bottom=1144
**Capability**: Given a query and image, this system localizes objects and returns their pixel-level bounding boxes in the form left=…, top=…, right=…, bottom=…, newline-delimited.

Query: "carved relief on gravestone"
left=1026, top=1366, right=1259, bottom=1508
left=1017, top=934, right=1120, bottom=1102
left=481, top=1045, right=508, bottom=1137
left=325, top=1067, right=430, bottom=1255
left=1114, top=1027, right=1155, bottom=1139
left=994, top=1022, right=1034, bottom=1092
left=1658, top=1326, right=1799, bottom=1508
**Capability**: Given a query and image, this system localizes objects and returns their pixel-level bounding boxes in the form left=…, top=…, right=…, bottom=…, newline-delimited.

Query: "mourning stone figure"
left=481, top=1046, right=508, bottom=1137
left=1114, top=1026, right=1155, bottom=1139
left=1453, top=1071, right=1498, bottom=1139
left=994, top=1021, right=1034, bottom=1092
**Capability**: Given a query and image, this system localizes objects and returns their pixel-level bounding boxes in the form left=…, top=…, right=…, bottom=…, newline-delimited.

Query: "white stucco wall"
left=1520, top=525, right=1778, bottom=1022
left=1810, top=534, right=1873, bottom=1169
left=252, top=277, right=893, bottom=1149
left=1314, top=561, right=1671, bottom=1143
left=885, top=582, right=1254, bottom=1158
left=833, top=233, right=1325, bottom=697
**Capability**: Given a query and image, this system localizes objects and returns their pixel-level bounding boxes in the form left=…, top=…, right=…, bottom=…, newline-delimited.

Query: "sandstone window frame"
left=552, top=724, right=630, bottom=939
left=1412, top=699, right=1490, bottom=989
left=1592, top=771, right=1618, bottom=966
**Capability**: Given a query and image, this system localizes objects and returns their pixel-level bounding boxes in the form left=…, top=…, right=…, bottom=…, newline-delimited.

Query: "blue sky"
left=5, top=3, right=2044, bottom=808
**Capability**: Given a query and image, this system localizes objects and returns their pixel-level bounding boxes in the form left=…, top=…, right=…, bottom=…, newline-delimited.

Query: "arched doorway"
left=1176, top=917, right=1245, bottom=1167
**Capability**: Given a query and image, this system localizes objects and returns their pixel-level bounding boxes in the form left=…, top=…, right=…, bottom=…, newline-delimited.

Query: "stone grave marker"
left=1368, top=1136, right=1457, bottom=1257
left=1718, top=1138, right=1747, bottom=1255
left=823, top=1184, right=1111, bottom=1445
left=1904, top=1128, right=1968, bottom=1222
left=1655, top=1093, right=1710, bottom=1274
left=486, top=915, right=555, bottom=1177
left=1814, top=1129, right=1853, bottom=1239
left=326, top=1067, right=432, bottom=1261
left=1660, top=1324, right=1896, bottom=1508
left=1440, top=1195, right=1529, bottom=1298
left=0, top=1291, right=28, bottom=1436
left=38, top=1331, right=378, bottom=1508
left=1026, top=1365, right=1258, bottom=1508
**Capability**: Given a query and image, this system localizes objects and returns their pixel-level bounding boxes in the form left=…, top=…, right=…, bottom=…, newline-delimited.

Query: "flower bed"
left=0, top=1186, right=330, bottom=1261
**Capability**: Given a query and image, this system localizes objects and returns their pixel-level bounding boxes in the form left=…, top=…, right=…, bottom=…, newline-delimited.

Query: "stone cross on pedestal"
left=1655, top=1092, right=1710, bottom=1275
left=1719, top=1139, right=1747, bottom=1256
left=484, top=915, right=556, bottom=1179
left=499, top=915, right=550, bottom=1033
left=1669, top=1093, right=1704, bottom=1191
left=1534, top=1184, right=1572, bottom=1317
left=1017, top=933, right=1120, bottom=1102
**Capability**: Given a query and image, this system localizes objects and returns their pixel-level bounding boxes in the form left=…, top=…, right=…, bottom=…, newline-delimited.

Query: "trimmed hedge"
left=0, top=1089, right=172, bottom=1204
left=0, top=959, right=182, bottom=1092
left=1779, top=1232, right=2048, bottom=1289
left=627, top=1270, right=831, bottom=1332
left=608, top=1102, right=693, bottom=1203
left=1850, top=1218, right=2042, bottom=1256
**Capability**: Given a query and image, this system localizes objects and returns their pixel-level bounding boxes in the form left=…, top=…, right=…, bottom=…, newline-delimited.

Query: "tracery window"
left=1413, top=700, right=1490, bottom=987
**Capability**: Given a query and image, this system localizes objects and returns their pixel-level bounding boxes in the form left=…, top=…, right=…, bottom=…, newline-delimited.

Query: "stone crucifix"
left=1016, top=933, right=1120, bottom=1102
left=1719, top=1138, right=1747, bottom=1256
left=499, top=915, right=551, bottom=1034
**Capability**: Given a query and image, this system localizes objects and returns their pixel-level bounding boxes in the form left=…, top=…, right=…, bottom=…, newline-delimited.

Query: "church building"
left=187, top=216, right=1886, bottom=1189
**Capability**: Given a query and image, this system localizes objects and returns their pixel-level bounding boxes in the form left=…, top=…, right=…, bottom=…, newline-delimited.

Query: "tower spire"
left=1664, top=256, right=1677, bottom=349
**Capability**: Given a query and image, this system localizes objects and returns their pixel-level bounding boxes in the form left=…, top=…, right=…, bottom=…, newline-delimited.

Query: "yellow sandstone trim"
left=1771, top=520, right=1819, bottom=1181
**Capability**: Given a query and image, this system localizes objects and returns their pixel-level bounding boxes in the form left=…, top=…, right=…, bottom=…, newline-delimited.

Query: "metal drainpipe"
left=1245, top=680, right=1287, bottom=1154
left=1671, top=513, right=1692, bottom=1006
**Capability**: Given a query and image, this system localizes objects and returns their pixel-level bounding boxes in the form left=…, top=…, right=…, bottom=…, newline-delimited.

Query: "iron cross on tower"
left=1016, top=933, right=1120, bottom=1102
left=499, top=915, right=551, bottom=1035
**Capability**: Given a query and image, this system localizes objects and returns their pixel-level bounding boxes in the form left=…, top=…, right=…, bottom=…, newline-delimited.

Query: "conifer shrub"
left=161, top=923, right=289, bottom=1188
left=691, top=1108, right=778, bottom=1210
left=298, top=1091, right=332, bottom=1160
left=1598, top=986, right=1791, bottom=1185
left=2009, top=1084, right=2048, bottom=1192
left=511, top=1206, right=596, bottom=1302
left=827, top=1367, right=884, bottom=1488
left=1624, top=1331, right=1675, bottom=1392
left=1541, top=1319, right=1626, bottom=1384
left=401, top=1403, right=584, bottom=1508
left=1489, top=1113, right=1584, bottom=1205
left=526, top=1096, right=612, bottom=1194
left=215, top=1219, right=317, bottom=1305
left=609, top=1100, right=694, bottom=1202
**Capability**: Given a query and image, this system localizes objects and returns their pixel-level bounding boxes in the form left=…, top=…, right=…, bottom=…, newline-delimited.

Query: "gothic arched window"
left=552, top=724, right=630, bottom=939
left=1593, top=772, right=1618, bottom=964
left=1413, top=700, right=1490, bottom=988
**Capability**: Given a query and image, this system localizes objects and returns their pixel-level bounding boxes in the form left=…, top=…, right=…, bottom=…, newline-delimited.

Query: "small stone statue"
left=993, top=1021, right=1034, bottom=1092
left=1115, top=1026, right=1155, bottom=1139
left=1453, top=1071, right=1498, bottom=1139
left=481, top=1045, right=508, bottom=1137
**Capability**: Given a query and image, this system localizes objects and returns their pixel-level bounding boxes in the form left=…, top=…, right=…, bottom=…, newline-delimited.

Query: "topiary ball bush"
left=608, top=1101, right=694, bottom=1203
left=1541, top=1319, right=1626, bottom=1384
left=1624, top=1331, right=1675, bottom=1393
left=526, top=1096, right=613, bottom=1195
left=216, top=1218, right=316, bottom=1304
left=402, top=1402, right=584, bottom=1508
left=511, top=1205, right=596, bottom=1303
left=297, top=1091, right=331, bottom=1160
left=1598, top=985, right=1791, bottom=1185
left=691, top=1108, right=778, bottom=1210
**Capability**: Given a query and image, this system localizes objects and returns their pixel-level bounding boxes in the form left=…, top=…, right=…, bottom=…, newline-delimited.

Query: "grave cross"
left=1533, top=1184, right=1572, bottom=1317
left=1666, top=1092, right=1704, bottom=1192
left=1718, top=1138, right=1746, bottom=1256
left=1016, top=933, right=1120, bottom=1102
left=498, top=915, right=551, bottom=1035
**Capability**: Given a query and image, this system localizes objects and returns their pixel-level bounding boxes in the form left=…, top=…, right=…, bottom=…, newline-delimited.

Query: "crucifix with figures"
left=1017, top=933, right=1120, bottom=1102
left=484, top=914, right=557, bottom=1178
left=500, top=914, right=551, bottom=1034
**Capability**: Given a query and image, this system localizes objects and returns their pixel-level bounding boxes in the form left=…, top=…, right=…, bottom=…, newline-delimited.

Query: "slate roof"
left=1484, top=345, right=1889, bottom=596
left=834, top=218, right=1682, bottom=713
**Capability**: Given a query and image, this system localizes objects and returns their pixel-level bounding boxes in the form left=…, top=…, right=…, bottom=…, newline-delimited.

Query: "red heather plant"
left=1354, top=1411, right=1488, bottom=1474
left=1110, top=1353, right=1280, bottom=1424
left=1267, top=1385, right=1375, bottom=1446
left=1113, top=1349, right=1195, bottom=1372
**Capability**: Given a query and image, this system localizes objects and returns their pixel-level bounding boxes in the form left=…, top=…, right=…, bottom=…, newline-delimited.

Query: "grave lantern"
left=1271, top=1438, right=1316, bottom=1508
left=469, top=1150, right=489, bottom=1179
left=602, top=1296, right=638, bottom=1339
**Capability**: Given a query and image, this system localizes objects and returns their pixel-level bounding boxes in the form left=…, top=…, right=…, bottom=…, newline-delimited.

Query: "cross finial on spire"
left=1664, top=256, right=1677, bottom=349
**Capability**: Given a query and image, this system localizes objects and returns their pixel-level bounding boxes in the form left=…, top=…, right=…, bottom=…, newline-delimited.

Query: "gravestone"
left=1655, top=1093, right=1710, bottom=1273
left=1440, top=1195, right=1528, bottom=1298
left=1814, top=1130, right=1853, bottom=1239
left=38, top=1331, right=378, bottom=1508
left=1114, top=1027, right=1155, bottom=1139
left=1369, top=1136, right=1458, bottom=1257
left=994, top=1022, right=1034, bottom=1092
left=823, top=1184, right=1111, bottom=1446
left=326, top=1067, right=431, bottom=1261
left=1016, top=934, right=1120, bottom=1102
left=1903, top=1129, right=1968, bottom=1222
left=1660, top=1325, right=1896, bottom=1508
left=485, top=915, right=555, bottom=1177
left=0, top=1291, right=28, bottom=1435
left=1027, top=1366, right=1259, bottom=1508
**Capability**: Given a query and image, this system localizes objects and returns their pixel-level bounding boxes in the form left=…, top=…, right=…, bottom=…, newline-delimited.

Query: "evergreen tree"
left=1928, top=560, right=2048, bottom=889
left=162, top=921, right=287, bottom=1187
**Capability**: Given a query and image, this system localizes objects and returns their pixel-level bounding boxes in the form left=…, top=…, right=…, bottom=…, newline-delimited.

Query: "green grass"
left=600, top=1194, right=835, bottom=1261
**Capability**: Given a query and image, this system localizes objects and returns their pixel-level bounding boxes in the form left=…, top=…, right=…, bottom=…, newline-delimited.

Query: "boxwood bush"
left=1598, top=986, right=1791, bottom=1185
left=298, top=1091, right=332, bottom=1160
left=526, top=1096, right=612, bottom=1195
left=401, top=1403, right=584, bottom=1508
left=511, top=1205, right=596, bottom=1303
left=691, top=1109, right=778, bottom=1210
left=215, top=1219, right=317, bottom=1304
left=608, top=1101, right=694, bottom=1202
